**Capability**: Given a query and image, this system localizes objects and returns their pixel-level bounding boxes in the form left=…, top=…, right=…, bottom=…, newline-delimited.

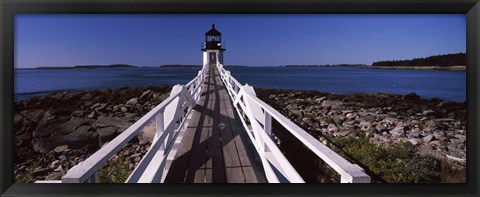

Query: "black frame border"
left=1, top=0, right=479, bottom=197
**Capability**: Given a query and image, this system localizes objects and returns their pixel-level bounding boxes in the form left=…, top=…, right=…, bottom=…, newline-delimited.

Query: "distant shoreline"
left=370, top=65, right=466, bottom=71
left=35, top=64, right=137, bottom=70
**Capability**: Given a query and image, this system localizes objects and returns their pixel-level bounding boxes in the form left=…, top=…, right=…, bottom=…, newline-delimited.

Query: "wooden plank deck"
left=164, top=64, right=266, bottom=183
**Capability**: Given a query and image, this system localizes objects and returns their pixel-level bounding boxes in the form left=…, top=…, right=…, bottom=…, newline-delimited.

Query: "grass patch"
left=16, top=161, right=41, bottom=183
left=329, top=135, right=465, bottom=183
left=97, top=155, right=132, bottom=183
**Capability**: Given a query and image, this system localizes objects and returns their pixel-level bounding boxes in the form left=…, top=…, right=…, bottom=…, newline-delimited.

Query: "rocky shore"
left=255, top=88, right=466, bottom=182
left=14, top=86, right=467, bottom=183
left=14, top=86, right=172, bottom=182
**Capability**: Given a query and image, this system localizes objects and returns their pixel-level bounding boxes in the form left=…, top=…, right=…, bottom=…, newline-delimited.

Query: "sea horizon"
left=14, top=65, right=466, bottom=103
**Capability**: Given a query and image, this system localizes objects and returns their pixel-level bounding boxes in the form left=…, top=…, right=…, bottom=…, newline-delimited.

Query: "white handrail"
left=61, top=68, right=205, bottom=183
left=216, top=63, right=371, bottom=183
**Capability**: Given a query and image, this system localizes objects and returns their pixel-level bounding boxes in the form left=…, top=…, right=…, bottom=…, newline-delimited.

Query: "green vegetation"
left=371, top=53, right=466, bottom=67
left=16, top=161, right=41, bottom=183
left=97, top=155, right=132, bottom=183
left=328, top=135, right=465, bottom=183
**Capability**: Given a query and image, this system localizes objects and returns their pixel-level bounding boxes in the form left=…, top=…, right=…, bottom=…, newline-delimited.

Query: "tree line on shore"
left=371, top=53, right=466, bottom=67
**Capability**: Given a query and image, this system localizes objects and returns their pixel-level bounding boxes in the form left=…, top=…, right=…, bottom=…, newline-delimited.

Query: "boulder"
left=140, top=90, right=153, bottom=100
left=94, top=116, right=131, bottom=128
left=346, top=113, right=356, bottom=119
left=33, top=118, right=94, bottom=137
left=423, top=134, right=434, bottom=143
left=126, top=98, right=139, bottom=106
left=97, top=127, right=118, bottom=145
left=53, top=145, right=69, bottom=153
left=408, top=138, right=422, bottom=146
left=327, top=124, right=338, bottom=133
left=402, top=92, right=420, bottom=101
left=423, top=110, right=435, bottom=116
left=425, top=120, right=438, bottom=128
left=390, top=126, right=405, bottom=137
left=45, top=172, right=63, bottom=180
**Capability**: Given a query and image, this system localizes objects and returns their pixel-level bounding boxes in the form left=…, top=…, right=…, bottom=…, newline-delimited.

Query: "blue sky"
left=15, top=14, right=465, bottom=68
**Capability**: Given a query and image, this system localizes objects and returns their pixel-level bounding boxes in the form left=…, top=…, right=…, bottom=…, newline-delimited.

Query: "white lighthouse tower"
left=202, top=24, right=225, bottom=67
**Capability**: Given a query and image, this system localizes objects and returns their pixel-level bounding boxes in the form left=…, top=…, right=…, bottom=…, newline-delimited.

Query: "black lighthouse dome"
left=202, top=24, right=225, bottom=51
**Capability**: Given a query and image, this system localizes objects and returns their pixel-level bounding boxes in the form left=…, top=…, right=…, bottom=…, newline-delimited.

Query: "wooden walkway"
left=164, top=64, right=266, bottom=183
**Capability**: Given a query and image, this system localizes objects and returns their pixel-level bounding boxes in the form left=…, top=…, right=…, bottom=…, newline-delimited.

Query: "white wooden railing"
left=38, top=61, right=370, bottom=183
left=56, top=67, right=206, bottom=183
left=216, top=63, right=371, bottom=183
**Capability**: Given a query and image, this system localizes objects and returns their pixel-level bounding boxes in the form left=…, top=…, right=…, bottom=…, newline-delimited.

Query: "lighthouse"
left=202, top=24, right=225, bottom=67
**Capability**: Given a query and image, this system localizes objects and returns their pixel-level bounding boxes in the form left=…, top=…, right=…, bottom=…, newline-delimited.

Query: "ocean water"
left=14, top=66, right=466, bottom=103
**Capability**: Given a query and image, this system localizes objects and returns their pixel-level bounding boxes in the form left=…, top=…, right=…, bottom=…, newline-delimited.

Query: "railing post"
left=156, top=112, right=166, bottom=151
left=264, top=112, right=272, bottom=140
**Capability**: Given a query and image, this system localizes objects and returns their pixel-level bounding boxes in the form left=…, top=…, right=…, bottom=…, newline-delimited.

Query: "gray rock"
left=327, top=124, right=338, bottom=133
left=33, top=167, right=49, bottom=177
left=97, top=127, right=118, bottom=145
left=45, top=172, right=63, bottom=180
left=21, top=109, right=45, bottom=122
left=50, top=160, right=61, bottom=169
left=125, top=113, right=136, bottom=118
left=346, top=113, right=355, bottom=119
left=33, top=118, right=95, bottom=137
left=71, top=110, right=84, bottom=117
left=87, top=111, right=97, bottom=118
left=423, top=134, right=434, bottom=143
left=429, top=140, right=442, bottom=148
left=94, top=116, right=131, bottom=128
left=407, top=128, right=421, bottom=139
left=357, top=121, right=370, bottom=131
left=433, top=131, right=445, bottom=140
left=390, top=127, right=405, bottom=137
left=290, top=110, right=302, bottom=118
left=334, top=130, right=351, bottom=137
left=454, top=134, right=466, bottom=142
left=54, top=145, right=69, bottom=153
left=126, top=98, right=139, bottom=106
left=374, top=134, right=389, bottom=142
left=425, top=120, right=438, bottom=127
left=121, top=106, right=128, bottom=113
left=375, top=124, right=387, bottom=132
left=408, top=138, right=422, bottom=146
left=423, top=110, right=435, bottom=116
left=319, top=118, right=332, bottom=126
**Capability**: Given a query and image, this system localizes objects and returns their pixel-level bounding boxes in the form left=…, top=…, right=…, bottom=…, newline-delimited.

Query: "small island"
left=284, top=64, right=368, bottom=68
left=159, top=64, right=201, bottom=68
left=371, top=53, right=466, bottom=71
left=35, top=64, right=137, bottom=70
